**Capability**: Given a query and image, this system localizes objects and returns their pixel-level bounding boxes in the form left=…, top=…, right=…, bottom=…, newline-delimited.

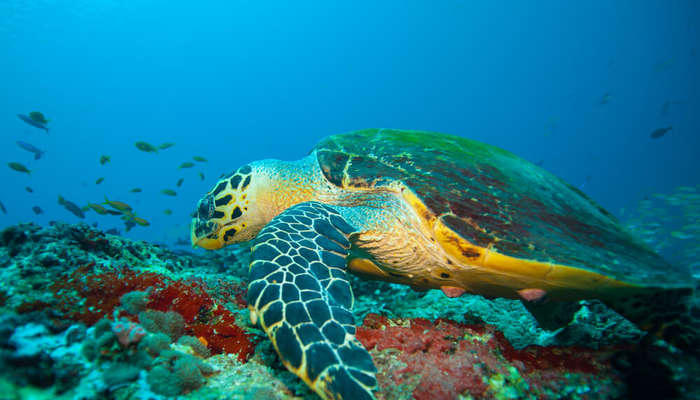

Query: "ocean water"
left=1, top=3, right=700, bottom=399
left=1, top=1, right=698, bottom=248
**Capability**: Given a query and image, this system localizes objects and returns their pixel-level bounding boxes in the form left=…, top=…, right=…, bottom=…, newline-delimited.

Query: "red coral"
left=357, top=313, right=622, bottom=400
left=212, top=279, right=248, bottom=308
left=145, top=278, right=257, bottom=361
left=357, top=315, right=490, bottom=399
left=148, top=280, right=214, bottom=323
left=191, top=316, right=256, bottom=362
left=50, top=263, right=166, bottom=325
left=15, top=300, right=53, bottom=314
left=49, top=264, right=257, bottom=361
left=496, top=331, right=608, bottom=374
left=162, top=285, right=257, bottom=361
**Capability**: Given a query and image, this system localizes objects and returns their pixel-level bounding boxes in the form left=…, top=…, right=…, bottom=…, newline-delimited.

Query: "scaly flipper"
left=248, top=202, right=377, bottom=399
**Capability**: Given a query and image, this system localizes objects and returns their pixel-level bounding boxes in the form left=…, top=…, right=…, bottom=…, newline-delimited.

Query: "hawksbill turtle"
left=190, top=129, right=698, bottom=399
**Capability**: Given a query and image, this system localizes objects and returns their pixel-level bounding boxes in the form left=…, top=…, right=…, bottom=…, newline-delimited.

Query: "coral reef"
left=0, top=317, right=85, bottom=395
left=357, top=313, right=625, bottom=399
left=0, top=221, right=698, bottom=399
left=349, top=275, right=642, bottom=349
left=147, top=349, right=215, bottom=396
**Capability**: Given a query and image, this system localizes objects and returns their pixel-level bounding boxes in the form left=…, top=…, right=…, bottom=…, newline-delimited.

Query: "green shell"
left=313, top=128, right=690, bottom=288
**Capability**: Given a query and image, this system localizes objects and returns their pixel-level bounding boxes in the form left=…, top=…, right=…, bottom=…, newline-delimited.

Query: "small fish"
left=129, top=188, right=142, bottom=193
left=25, top=187, right=33, bottom=193
left=100, top=155, right=111, bottom=165
left=105, top=209, right=123, bottom=216
left=176, top=178, right=184, bottom=187
left=671, top=231, right=693, bottom=240
left=16, top=141, right=45, bottom=160
left=58, top=195, right=85, bottom=219
left=122, top=211, right=150, bottom=227
left=28, top=111, right=49, bottom=124
left=161, top=189, right=177, bottom=196
left=659, top=100, right=684, bottom=116
left=163, top=209, right=173, bottom=215
left=599, top=92, right=611, bottom=105
left=650, top=126, right=672, bottom=139
left=87, top=203, right=110, bottom=215
left=179, top=162, right=195, bottom=169
left=8, top=162, right=31, bottom=174
left=32, top=206, right=43, bottom=215
left=199, top=172, right=205, bottom=181
left=158, top=142, right=175, bottom=150
left=131, top=216, right=150, bottom=226
left=17, top=113, right=49, bottom=133
left=95, top=177, right=105, bottom=185
left=103, top=196, right=133, bottom=212
left=682, top=223, right=700, bottom=231
left=135, top=141, right=159, bottom=153
left=193, top=156, right=208, bottom=162
left=0, top=201, right=6, bottom=214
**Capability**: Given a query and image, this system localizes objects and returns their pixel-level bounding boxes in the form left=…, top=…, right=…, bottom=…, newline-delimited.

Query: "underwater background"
left=1, top=1, right=700, bottom=399
left=2, top=1, right=699, bottom=253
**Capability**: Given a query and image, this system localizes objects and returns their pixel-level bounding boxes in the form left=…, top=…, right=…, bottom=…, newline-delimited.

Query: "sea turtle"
left=190, top=129, right=698, bottom=400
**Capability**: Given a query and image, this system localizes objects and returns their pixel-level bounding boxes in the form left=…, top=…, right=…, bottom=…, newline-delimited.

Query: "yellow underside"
left=360, top=187, right=639, bottom=300
left=433, top=217, right=634, bottom=299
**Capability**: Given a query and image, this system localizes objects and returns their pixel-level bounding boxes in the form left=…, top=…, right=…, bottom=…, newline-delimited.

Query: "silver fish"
left=16, top=141, right=45, bottom=160
left=17, top=114, right=49, bottom=133
left=650, top=126, right=672, bottom=139
left=58, top=195, right=85, bottom=219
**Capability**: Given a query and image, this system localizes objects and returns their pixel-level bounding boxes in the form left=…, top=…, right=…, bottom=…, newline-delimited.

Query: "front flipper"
left=248, top=202, right=377, bottom=400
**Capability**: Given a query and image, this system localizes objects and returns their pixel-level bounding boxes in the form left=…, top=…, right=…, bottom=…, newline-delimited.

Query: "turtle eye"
left=197, top=195, right=214, bottom=219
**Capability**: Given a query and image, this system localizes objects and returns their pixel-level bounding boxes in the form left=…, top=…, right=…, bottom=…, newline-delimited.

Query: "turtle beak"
left=190, top=194, right=224, bottom=250
left=190, top=218, right=224, bottom=250
left=190, top=225, right=223, bottom=249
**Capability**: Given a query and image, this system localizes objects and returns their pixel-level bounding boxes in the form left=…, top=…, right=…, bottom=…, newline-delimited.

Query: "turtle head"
left=190, top=164, right=262, bottom=249
left=191, top=157, right=322, bottom=249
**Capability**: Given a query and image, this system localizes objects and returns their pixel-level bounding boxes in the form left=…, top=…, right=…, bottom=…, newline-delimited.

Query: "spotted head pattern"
left=190, top=164, right=254, bottom=249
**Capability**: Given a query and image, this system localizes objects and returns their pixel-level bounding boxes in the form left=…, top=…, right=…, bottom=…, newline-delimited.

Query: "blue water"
left=1, top=1, right=698, bottom=246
